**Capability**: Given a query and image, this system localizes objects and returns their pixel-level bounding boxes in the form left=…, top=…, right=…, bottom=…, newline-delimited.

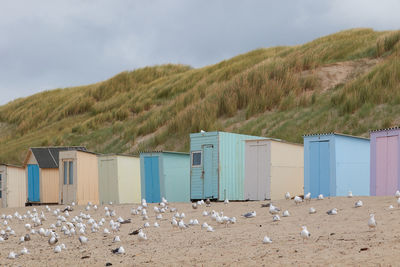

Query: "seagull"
left=129, top=228, right=141, bottom=235
left=206, top=226, right=214, bottom=232
left=112, top=246, right=125, bottom=254
left=285, top=192, right=291, bottom=200
left=113, top=236, right=121, bottom=243
left=282, top=210, right=290, bottom=217
left=178, top=220, right=188, bottom=230
left=304, top=193, right=311, bottom=203
left=368, top=214, right=377, bottom=230
left=300, top=226, right=311, bottom=242
left=272, top=215, right=281, bottom=222
left=326, top=208, right=338, bottom=215
left=200, top=130, right=206, bottom=133
left=348, top=191, right=353, bottom=198
left=396, top=190, right=400, bottom=199
left=20, top=247, right=29, bottom=255
left=138, top=230, right=147, bottom=241
left=224, top=199, right=229, bottom=205
left=205, top=199, right=211, bottom=207
left=54, top=246, right=62, bottom=253
left=143, top=222, right=150, bottom=228
left=202, top=222, right=209, bottom=229
left=263, top=236, right=272, bottom=244
left=79, top=236, right=88, bottom=245
left=294, top=196, right=303, bottom=205
left=48, top=236, right=58, bottom=245
left=8, top=251, right=17, bottom=259
left=355, top=200, right=363, bottom=208
left=389, top=205, right=394, bottom=210
left=154, top=222, right=160, bottom=228
left=242, top=211, right=256, bottom=218
left=202, top=211, right=208, bottom=216
left=269, top=204, right=280, bottom=215
left=309, top=207, right=316, bottom=214
left=317, top=194, right=324, bottom=200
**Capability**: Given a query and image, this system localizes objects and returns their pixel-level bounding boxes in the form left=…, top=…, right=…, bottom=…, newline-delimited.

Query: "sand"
left=0, top=196, right=399, bottom=266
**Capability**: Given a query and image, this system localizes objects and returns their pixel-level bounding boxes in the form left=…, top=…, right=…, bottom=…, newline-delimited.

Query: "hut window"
left=69, top=161, right=73, bottom=184
left=63, top=162, right=68, bottom=185
left=64, top=161, right=74, bottom=185
left=192, top=151, right=202, bottom=167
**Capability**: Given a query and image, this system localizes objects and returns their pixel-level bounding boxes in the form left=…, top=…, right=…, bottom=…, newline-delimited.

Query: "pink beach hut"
left=370, top=127, right=400, bottom=196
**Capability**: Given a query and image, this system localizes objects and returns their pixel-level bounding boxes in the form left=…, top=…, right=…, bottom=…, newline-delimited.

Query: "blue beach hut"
left=140, top=151, right=190, bottom=203
left=303, top=133, right=370, bottom=198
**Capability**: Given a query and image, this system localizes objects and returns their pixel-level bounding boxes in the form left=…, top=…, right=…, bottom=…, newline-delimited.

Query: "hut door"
left=309, top=141, right=330, bottom=198
left=376, top=136, right=399, bottom=195
left=28, top=164, right=40, bottom=202
left=245, top=142, right=268, bottom=200
left=144, top=156, right=161, bottom=203
left=203, top=145, right=214, bottom=199
left=62, top=161, right=75, bottom=204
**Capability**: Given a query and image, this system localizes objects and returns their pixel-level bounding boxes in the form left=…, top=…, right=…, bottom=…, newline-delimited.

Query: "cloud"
left=0, top=0, right=399, bottom=104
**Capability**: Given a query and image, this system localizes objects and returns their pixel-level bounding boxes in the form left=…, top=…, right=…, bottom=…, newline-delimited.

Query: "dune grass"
left=0, top=28, right=399, bottom=164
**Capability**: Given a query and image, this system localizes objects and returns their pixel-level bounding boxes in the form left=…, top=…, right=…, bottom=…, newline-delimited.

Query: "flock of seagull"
left=2, top=189, right=400, bottom=261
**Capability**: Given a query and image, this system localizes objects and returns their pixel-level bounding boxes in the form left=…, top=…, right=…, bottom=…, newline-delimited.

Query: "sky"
left=1, top=0, right=399, bottom=105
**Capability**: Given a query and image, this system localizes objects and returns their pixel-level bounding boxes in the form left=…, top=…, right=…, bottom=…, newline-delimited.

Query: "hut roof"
left=29, top=146, right=87, bottom=168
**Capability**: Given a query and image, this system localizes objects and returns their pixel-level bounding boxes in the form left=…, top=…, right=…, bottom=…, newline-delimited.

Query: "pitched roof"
left=30, top=147, right=87, bottom=168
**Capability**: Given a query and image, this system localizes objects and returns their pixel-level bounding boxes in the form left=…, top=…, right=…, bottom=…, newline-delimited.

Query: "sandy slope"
left=0, top=196, right=399, bottom=266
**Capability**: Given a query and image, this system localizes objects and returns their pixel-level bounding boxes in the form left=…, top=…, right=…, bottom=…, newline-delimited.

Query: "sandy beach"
left=1, top=196, right=400, bottom=266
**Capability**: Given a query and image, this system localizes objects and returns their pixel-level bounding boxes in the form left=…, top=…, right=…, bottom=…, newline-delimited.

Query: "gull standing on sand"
left=304, top=193, right=311, bottom=203
left=395, top=190, right=400, bottom=199
left=269, top=204, right=280, bottom=215
left=282, top=210, right=290, bottom=217
left=285, top=192, right=291, bottom=200
left=301, top=226, right=311, bottom=242
left=294, top=196, right=303, bottom=205
left=368, top=214, right=377, bottom=230
left=348, top=191, right=353, bottom=198
left=355, top=200, right=363, bottom=208
left=309, top=207, right=316, bottom=214
left=318, top=194, right=324, bottom=200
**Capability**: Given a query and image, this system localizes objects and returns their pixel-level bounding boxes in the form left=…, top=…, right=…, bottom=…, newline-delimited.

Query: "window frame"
left=68, top=161, right=73, bottom=185
left=191, top=151, right=202, bottom=167
left=0, top=173, right=2, bottom=198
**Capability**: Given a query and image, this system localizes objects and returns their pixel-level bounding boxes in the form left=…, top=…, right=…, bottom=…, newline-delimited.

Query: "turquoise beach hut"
left=140, top=151, right=190, bottom=203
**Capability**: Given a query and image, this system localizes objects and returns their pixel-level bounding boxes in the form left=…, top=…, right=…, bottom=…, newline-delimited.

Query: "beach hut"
left=370, top=127, right=400, bottom=196
left=0, top=164, right=26, bottom=208
left=303, top=133, right=370, bottom=198
left=140, top=151, right=190, bottom=203
left=244, top=139, right=304, bottom=201
left=98, top=154, right=141, bottom=204
left=58, top=150, right=99, bottom=205
left=190, top=131, right=264, bottom=201
left=24, top=146, right=87, bottom=204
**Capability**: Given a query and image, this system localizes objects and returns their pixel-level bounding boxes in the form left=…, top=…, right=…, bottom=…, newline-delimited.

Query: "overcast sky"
left=0, top=0, right=399, bottom=105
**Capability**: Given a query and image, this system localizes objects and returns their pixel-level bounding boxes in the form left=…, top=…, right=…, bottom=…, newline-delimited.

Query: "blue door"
left=319, top=141, right=331, bottom=197
left=309, top=141, right=330, bottom=198
left=203, top=145, right=214, bottom=199
left=144, top=156, right=161, bottom=203
left=28, top=164, right=40, bottom=202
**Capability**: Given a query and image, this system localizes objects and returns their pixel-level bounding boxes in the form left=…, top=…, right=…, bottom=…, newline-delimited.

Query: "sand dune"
left=0, top=196, right=400, bottom=266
